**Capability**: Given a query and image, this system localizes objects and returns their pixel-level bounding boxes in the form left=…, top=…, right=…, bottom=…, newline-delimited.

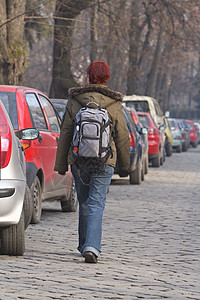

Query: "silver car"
left=0, top=100, right=36, bottom=255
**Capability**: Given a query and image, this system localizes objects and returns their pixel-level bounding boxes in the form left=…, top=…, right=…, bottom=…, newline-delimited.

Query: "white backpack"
left=72, top=102, right=111, bottom=166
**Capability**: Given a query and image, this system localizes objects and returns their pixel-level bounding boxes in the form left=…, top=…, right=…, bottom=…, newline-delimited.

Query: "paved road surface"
left=0, top=147, right=200, bottom=299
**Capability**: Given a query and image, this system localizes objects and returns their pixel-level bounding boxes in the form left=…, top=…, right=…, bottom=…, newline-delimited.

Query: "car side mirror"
left=15, top=128, right=39, bottom=140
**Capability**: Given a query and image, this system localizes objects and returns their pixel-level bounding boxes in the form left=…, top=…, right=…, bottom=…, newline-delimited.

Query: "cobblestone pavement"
left=0, top=147, right=200, bottom=300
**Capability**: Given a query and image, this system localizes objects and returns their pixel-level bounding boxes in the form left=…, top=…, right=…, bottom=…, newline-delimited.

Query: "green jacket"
left=54, top=84, right=130, bottom=173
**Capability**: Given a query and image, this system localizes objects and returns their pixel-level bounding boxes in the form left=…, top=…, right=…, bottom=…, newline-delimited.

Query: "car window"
left=168, top=119, right=176, bottom=129
left=154, top=102, right=163, bottom=117
left=138, top=115, right=150, bottom=127
left=0, top=91, right=18, bottom=129
left=186, top=122, right=192, bottom=130
left=124, top=110, right=137, bottom=137
left=39, top=95, right=60, bottom=132
left=26, top=93, right=47, bottom=130
left=124, top=101, right=150, bottom=112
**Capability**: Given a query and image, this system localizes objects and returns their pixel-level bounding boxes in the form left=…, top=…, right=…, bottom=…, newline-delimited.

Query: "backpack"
left=72, top=102, right=112, bottom=166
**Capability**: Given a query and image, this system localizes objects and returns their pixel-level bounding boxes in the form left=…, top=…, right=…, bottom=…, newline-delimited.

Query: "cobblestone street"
left=0, top=147, right=200, bottom=299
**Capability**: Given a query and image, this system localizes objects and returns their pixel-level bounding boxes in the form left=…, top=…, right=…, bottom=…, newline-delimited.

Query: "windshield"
left=124, top=101, right=150, bottom=112
left=0, top=91, right=18, bottom=129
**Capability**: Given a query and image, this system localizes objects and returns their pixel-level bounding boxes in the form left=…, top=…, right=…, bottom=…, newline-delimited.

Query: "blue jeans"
left=71, top=164, right=114, bottom=257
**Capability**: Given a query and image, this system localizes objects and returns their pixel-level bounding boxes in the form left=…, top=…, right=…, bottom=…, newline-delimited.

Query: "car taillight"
left=129, top=132, right=135, bottom=147
left=0, top=106, right=12, bottom=168
left=20, top=140, right=31, bottom=150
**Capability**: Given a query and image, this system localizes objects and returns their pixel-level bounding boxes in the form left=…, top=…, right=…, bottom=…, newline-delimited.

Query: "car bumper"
left=0, top=180, right=26, bottom=226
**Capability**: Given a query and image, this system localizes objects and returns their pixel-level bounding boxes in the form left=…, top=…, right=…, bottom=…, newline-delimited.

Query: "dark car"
left=51, top=98, right=68, bottom=118
left=176, top=119, right=190, bottom=151
left=129, top=109, right=149, bottom=175
left=122, top=108, right=145, bottom=184
left=0, top=86, right=77, bottom=224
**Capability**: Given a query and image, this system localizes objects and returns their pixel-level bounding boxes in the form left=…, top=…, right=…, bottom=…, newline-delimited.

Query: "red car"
left=138, top=112, right=164, bottom=167
left=185, top=119, right=198, bottom=147
left=0, top=85, right=77, bottom=224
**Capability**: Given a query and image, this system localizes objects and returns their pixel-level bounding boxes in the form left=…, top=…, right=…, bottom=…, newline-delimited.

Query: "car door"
left=37, top=94, right=71, bottom=199
left=25, top=93, right=66, bottom=200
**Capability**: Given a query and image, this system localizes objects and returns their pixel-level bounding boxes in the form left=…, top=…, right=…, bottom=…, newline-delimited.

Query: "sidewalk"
left=0, top=148, right=199, bottom=299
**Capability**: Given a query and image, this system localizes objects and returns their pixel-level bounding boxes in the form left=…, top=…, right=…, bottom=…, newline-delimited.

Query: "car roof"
left=0, top=85, right=44, bottom=94
left=123, top=94, right=158, bottom=103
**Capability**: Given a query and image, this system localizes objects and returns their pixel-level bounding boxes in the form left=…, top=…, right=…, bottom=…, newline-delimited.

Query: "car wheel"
left=152, top=154, right=160, bottom=167
left=30, top=176, right=42, bottom=224
left=141, top=159, right=145, bottom=181
left=192, top=141, right=197, bottom=148
left=0, top=210, right=25, bottom=256
left=61, top=178, right=78, bottom=212
left=144, top=155, right=149, bottom=175
left=23, top=185, right=33, bottom=230
left=176, top=144, right=182, bottom=153
left=130, top=159, right=141, bottom=185
left=182, top=144, right=187, bottom=152
left=165, top=142, right=172, bottom=157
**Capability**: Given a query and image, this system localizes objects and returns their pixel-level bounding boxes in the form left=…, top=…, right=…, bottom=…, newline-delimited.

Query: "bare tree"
left=49, top=0, right=93, bottom=98
left=0, top=0, right=26, bottom=84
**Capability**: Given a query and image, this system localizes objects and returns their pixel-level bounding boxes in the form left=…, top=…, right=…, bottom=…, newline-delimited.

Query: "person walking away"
left=54, top=61, right=130, bottom=263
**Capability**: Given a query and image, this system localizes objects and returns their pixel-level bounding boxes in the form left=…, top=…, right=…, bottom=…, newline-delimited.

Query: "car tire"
left=130, top=159, right=141, bottom=185
left=0, top=210, right=25, bottom=256
left=165, top=142, right=172, bottom=157
left=144, top=155, right=149, bottom=175
left=152, top=154, right=160, bottom=167
left=30, top=176, right=42, bottom=224
left=192, top=141, right=198, bottom=148
left=141, top=159, right=145, bottom=181
left=23, top=185, right=33, bottom=230
left=61, top=178, right=78, bottom=212
left=176, top=144, right=182, bottom=153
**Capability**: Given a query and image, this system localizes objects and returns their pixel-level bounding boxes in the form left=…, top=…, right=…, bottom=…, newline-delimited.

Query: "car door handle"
left=38, top=135, right=43, bottom=143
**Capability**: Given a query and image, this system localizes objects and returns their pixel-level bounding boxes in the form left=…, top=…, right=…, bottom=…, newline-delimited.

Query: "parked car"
left=0, top=99, right=34, bottom=255
left=122, top=108, right=145, bottom=184
left=129, top=108, right=149, bottom=176
left=193, top=122, right=200, bottom=144
left=162, top=116, right=173, bottom=156
left=167, top=118, right=182, bottom=152
left=176, top=119, right=190, bottom=151
left=138, top=112, right=164, bottom=167
left=185, top=119, right=198, bottom=148
left=0, top=86, right=77, bottom=224
left=123, top=95, right=164, bottom=127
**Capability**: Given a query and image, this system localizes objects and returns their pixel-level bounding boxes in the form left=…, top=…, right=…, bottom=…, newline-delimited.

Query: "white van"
left=123, top=95, right=164, bottom=127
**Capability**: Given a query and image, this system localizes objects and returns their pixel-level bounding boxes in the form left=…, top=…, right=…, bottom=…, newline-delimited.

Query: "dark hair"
left=86, top=61, right=110, bottom=84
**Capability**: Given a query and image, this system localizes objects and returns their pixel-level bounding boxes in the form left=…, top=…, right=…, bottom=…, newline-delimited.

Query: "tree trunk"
left=90, top=2, right=98, bottom=63
left=127, top=1, right=140, bottom=95
left=145, top=29, right=163, bottom=96
left=0, top=0, right=26, bottom=85
left=49, top=0, right=93, bottom=98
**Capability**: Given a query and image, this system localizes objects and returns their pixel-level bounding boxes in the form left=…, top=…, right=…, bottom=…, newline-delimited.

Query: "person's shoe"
left=83, top=251, right=97, bottom=263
